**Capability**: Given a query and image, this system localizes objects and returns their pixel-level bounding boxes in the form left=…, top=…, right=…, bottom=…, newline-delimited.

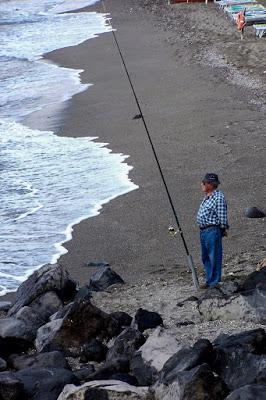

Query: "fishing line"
left=101, top=1, right=199, bottom=289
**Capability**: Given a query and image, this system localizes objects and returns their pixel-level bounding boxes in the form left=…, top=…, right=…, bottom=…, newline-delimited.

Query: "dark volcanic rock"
left=134, top=308, right=163, bottom=332
left=15, top=367, right=75, bottom=400
left=49, top=303, right=73, bottom=321
left=225, top=384, right=266, bottom=400
left=110, top=311, right=132, bottom=329
left=8, top=351, right=70, bottom=371
left=80, top=339, right=108, bottom=363
left=85, top=358, right=130, bottom=381
left=15, top=306, right=46, bottom=331
left=8, top=264, right=77, bottom=316
left=35, top=299, right=119, bottom=355
left=240, top=267, right=266, bottom=292
left=106, top=327, right=145, bottom=363
left=214, top=328, right=266, bottom=355
left=155, top=363, right=229, bottom=400
left=160, top=339, right=214, bottom=384
left=131, top=352, right=157, bottom=386
left=211, top=346, right=266, bottom=390
left=74, top=286, right=92, bottom=302
left=0, top=318, right=34, bottom=342
left=0, top=318, right=34, bottom=356
left=30, top=292, right=63, bottom=320
left=244, top=207, right=266, bottom=218
left=88, top=267, right=124, bottom=292
left=35, top=319, right=63, bottom=353
left=87, top=261, right=110, bottom=267
left=0, top=373, right=24, bottom=400
left=73, top=365, right=95, bottom=382
left=212, top=329, right=266, bottom=390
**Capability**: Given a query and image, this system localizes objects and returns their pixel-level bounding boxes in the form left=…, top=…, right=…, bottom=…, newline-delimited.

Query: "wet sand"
left=24, top=0, right=265, bottom=289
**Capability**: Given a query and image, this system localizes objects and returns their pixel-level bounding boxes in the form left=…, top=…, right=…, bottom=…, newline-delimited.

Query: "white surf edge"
left=0, top=5, right=138, bottom=298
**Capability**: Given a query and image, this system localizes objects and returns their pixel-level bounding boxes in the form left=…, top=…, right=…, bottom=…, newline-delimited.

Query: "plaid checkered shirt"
left=197, top=190, right=229, bottom=229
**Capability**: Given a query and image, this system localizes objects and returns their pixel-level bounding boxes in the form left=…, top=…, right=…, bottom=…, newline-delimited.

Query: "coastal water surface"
left=0, top=0, right=138, bottom=294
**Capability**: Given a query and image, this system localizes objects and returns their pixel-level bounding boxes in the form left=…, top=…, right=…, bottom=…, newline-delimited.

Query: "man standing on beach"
left=197, top=173, right=229, bottom=289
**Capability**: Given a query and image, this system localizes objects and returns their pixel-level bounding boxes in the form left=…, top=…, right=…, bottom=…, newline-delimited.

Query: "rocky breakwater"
left=0, top=263, right=264, bottom=400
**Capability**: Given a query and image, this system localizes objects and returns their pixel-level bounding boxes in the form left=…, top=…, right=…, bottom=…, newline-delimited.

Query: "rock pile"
left=0, top=263, right=265, bottom=400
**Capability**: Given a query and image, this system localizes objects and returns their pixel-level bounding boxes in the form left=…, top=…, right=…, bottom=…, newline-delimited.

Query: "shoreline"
left=3, top=0, right=265, bottom=299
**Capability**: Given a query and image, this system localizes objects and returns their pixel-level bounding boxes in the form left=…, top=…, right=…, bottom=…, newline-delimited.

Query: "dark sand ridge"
left=22, top=0, right=265, bottom=289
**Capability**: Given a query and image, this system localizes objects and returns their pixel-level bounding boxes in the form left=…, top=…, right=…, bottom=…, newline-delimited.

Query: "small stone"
left=244, top=207, right=265, bottom=219
left=86, top=261, right=110, bottom=267
left=134, top=308, right=163, bottom=332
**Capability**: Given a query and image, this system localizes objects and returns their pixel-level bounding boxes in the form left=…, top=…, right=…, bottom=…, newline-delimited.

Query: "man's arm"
left=216, top=194, right=229, bottom=230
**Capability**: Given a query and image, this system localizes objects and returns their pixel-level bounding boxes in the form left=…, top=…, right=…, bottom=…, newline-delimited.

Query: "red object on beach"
left=236, top=10, right=246, bottom=30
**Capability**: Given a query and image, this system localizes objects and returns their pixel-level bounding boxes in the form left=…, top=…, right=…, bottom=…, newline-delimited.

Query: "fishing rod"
left=100, top=0, right=199, bottom=289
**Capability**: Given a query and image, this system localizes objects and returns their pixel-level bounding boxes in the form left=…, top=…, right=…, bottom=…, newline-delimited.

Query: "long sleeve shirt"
left=197, top=190, right=229, bottom=229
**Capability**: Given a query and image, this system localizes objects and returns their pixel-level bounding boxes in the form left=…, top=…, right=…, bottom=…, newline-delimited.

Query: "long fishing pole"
left=101, top=1, right=199, bottom=289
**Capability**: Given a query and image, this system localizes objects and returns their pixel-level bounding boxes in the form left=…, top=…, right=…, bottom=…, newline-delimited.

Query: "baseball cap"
left=202, top=173, right=220, bottom=185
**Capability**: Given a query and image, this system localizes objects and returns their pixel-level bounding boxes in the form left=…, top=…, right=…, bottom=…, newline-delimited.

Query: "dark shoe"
left=209, top=283, right=221, bottom=289
left=199, top=283, right=209, bottom=290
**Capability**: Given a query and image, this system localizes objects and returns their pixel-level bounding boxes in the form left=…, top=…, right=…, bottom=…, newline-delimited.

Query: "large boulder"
left=35, top=319, right=63, bottom=353
left=15, top=306, right=46, bottom=331
left=29, top=291, right=63, bottom=321
left=154, top=363, right=229, bottom=400
left=35, top=299, right=119, bottom=355
left=211, top=345, right=266, bottom=390
left=244, top=207, right=266, bottom=218
left=8, top=351, right=70, bottom=371
left=106, top=327, right=145, bottom=364
left=225, top=384, right=266, bottom=399
left=15, top=367, right=75, bottom=400
left=57, top=380, right=149, bottom=400
left=159, top=339, right=214, bottom=385
left=213, top=328, right=266, bottom=355
left=131, top=327, right=181, bottom=386
left=0, top=373, right=24, bottom=400
left=8, top=264, right=77, bottom=316
left=0, top=318, right=34, bottom=356
left=198, top=287, right=266, bottom=324
left=239, top=267, right=266, bottom=292
left=134, top=309, right=163, bottom=332
left=88, top=267, right=124, bottom=292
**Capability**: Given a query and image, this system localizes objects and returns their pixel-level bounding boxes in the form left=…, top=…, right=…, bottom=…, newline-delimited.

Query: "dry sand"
left=19, top=0, right=265, bottom=339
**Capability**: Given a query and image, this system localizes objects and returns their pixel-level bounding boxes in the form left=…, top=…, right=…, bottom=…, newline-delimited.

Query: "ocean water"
left=0, top=0, right=138, bottom=295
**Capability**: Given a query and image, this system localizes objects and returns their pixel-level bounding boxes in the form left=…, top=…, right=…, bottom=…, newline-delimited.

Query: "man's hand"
left=222, top=229, right=228, bottom=237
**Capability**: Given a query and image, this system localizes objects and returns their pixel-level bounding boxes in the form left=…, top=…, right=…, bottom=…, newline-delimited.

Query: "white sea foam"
left=0, top=0, right=138, bottom=294
left=0, top=120, right=138, bottom=295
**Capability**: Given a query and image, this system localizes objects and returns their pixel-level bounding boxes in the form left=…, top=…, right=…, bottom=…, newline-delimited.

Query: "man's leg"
left=200, top=231, right=212, bottom=285
left=207, top=227, right=223, bottom=286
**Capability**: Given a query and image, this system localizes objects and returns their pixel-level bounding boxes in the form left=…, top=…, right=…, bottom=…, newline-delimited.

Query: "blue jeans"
left=200, top=226, right=222, bottom=286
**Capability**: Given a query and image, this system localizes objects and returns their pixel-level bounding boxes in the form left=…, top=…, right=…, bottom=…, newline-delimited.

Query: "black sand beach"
left=34, top=0, right=265, bottom=288
left=18, top=0, right=265, bottom=297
